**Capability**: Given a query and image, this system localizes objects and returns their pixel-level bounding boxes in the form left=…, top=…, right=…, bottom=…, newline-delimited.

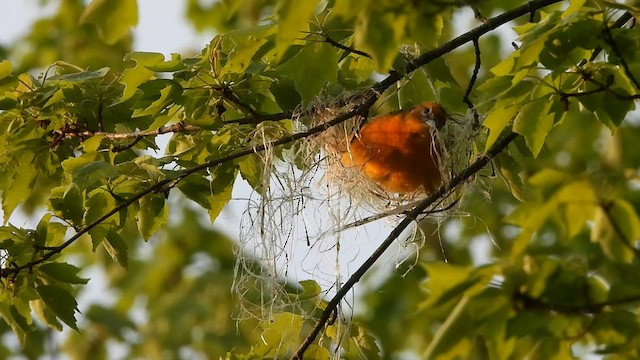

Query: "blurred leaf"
left=275, top=0, right=317, bottom=60
left=354, top=9, right=407, bottom=72
left=80, top=0, right=138, bottom=44
left=0, top=60, right=13, bottom=80
left=494, top=151, right=527, bottom=202
left=255, top=312, right=303, bottom=356
left=592, top=199, right=640, bottom=263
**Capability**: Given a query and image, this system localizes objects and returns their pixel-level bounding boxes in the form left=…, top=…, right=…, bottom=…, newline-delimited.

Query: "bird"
left=341, top=101, right=447, bottom=194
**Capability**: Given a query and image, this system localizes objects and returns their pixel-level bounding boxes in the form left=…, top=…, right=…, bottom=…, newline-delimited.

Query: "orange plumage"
left=341, top=102, right=447, bottom=194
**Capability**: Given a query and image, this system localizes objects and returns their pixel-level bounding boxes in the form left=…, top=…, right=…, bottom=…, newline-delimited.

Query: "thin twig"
left=515, top=291, right=640, bottom=314
left=322, top=35, right=371, bottom=58
left=463, top=38, right=482, bottom=123
left=601, top=21, right=640, bottom=91
left=111, top=136, right=144, bottom=152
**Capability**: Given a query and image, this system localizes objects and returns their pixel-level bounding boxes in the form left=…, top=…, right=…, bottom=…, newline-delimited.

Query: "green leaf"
left=177, top=176, right=212, bottom=209
left=221, top=27, right=274, bottom=76
left=104, top=229, right=128, bottom=268
left=331, top=323, right=380, bottom=359
left=513, top=95, right=554, bottom=157
left=338, top=55, right=375, bottom=87
left=86, top=305, right=135, bottom=337
left=483, top=103, right=519, bottom=150
left=279, top=42, right=340, bottom=104
left=82, top=135, right=104, bottom=153
left=136, top=195, right=168, bottom=241
left=119, top=52, right=165, bottom=101
left=177, top=165, right=236, bottom=223
left=84, top=191, right=118, bottom=249
left=288, top=280, right=321, bottom=301
left=5, top=304, right=34, bottom=345
left=237, top=154, right=263, bottom=190
left=62, top=183, right=84, bottom=225
left=422, top=263, right=479, bottom=308
left=132, top=80, right=183, bottom=118
left=0, top=60, right=13, bottom=80
left=71, top=161, right=119, bottom=191
left=554, top=180, right=596, bottom=238
left=43, top=89, right=66, bottom=108
left=303, top=345, right=331, bottom=360
left=208, top=165, right=236, bottom=222
left=423, top=296, right=473, bottom=360
left=79, top=0, right=138, bottom=44
left=3, top=154, right=37, bottom=221
left=592, top=199, right=640, bottom=263
left=494, top=151, right=527, bottom=202
left=47, top=67, right=110, bottom=82
left=39, top=263, right=89, bottom=285
left=270, top=78, right=301, bottom=111
left=275, top=0, right=317, bottom=60
left=562, top=0, right=587, bottom=18
left=255, top=312, right=303, bottom=356
left=36, top=285, right=80, bottom=330
left=31, top=299, right=62, bottom=331
left=145, top=53, right=186, bottom=72
left=354, top=9, right=407, bottom=72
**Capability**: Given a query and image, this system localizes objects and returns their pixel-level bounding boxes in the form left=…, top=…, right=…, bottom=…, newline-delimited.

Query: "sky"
left=0, top=0, right=214, bottom=56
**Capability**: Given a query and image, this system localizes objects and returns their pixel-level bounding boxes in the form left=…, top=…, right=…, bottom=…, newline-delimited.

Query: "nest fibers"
left=232, top=92, right=482, bottom=343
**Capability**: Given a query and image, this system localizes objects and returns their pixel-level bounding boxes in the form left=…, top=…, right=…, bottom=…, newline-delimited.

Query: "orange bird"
left=341, top=102, right=447, bottom=194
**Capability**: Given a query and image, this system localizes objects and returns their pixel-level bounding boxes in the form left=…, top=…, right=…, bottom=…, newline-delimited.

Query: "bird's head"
left=412, top=102, right=448, bottom=129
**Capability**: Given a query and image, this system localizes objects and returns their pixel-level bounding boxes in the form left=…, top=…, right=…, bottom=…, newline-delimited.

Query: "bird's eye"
left=421, top=107, right=432, bottom=120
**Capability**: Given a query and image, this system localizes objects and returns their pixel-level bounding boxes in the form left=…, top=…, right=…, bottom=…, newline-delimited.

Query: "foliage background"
left=1, top=0, right=640, bottom=359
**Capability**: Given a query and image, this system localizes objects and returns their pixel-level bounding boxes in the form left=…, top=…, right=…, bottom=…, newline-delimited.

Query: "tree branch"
left=515, top=291, right=640, bottom=315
